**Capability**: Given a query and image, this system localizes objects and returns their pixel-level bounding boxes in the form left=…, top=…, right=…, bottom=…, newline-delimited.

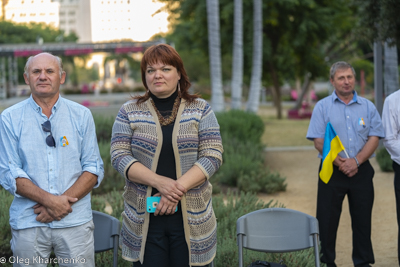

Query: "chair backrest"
left=237, top=208, right=320, bottom=267
left=92, top=210, right=120, bottom=267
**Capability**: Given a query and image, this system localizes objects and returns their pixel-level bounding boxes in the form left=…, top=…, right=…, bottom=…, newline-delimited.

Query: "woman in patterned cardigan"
left=110, top=44, right=223, bottom=267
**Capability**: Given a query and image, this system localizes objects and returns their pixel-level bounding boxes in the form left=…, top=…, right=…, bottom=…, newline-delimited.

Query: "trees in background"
left=356, top=0, right=400, bottom=97
left=246, top=0, right=263, bottom=113
left=0, top=21, right=78, bottom=85
left=206, top=0, right=224, bottom=112
left=0, top=21, right=77, bottom=44
left=260, top=0, right=358, bottom=118
left=159, top=0, right=359, bottom=117
left=356, top=0, right=400, bottom=46
left=230, top=0, right=243, bottom=110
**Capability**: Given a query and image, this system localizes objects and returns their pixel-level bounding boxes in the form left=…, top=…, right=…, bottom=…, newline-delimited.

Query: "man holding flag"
left=307, top=61, right=384, bottom=267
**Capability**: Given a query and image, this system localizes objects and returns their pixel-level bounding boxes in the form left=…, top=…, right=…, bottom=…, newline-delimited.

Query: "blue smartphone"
left=146, top=196, right=178, bottom=213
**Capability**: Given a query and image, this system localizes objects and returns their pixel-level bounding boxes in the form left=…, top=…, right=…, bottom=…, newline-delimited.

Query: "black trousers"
left=317, top=160, right=375, bottom=267
left=393, top=161, right=400, bottom=266
left=133, top=208, right=209, bottom=267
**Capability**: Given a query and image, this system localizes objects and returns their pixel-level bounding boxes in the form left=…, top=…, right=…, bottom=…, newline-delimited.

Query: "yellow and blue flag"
left=319, top=122, right=345, bottom=184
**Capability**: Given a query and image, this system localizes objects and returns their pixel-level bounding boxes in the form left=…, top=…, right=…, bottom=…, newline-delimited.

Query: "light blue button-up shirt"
left=0, top=95, right=104, bottom=230
left=306, top=91, right=385, bottom=159
left=382, top=90, right=400, bottom=165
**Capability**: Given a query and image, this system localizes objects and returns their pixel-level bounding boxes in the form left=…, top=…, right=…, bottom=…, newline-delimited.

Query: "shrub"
left=62, top=88, right=85, bottom=95
left=216, top=109, right=265, bottom=144
left=112, top=86, right=131, bottom=93
left=315, top=90, right=330, bottom=100
left=92, top=189, right=124, bottom=220
left=132, top=86, right=146, bottom=92
left=92, top=115, right=125, bottom=195
left=94, top=250, right=131, bottom=267
left=92, top=141, right=125, bottom=195
left=376, top=147, right=394, bottom=172
left=237, top=169, right=287, bottom=194
left=110, top=86, right=145, bottom=93
left=214, top=110, right=286, bottom=194
left=91, top=193, right=107, bottom=213
left=0, top=188, right=13, bottom=263
left=93, top=115, right=115, bottom=143
left=213, top=138, right=265, bottom=186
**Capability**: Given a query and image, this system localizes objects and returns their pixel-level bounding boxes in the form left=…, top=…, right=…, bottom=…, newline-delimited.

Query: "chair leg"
left=313, top=234, right=320, bottom=267
left=113, top=236, right=119, bottom=267
left=238, top=234, right=244, bottom=267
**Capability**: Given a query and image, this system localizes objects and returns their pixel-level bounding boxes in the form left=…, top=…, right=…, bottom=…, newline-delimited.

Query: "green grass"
left=257, top=106, right=312, bottom=147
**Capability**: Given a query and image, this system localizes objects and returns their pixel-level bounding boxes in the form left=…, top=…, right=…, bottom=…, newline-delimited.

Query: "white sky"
left=130, top=0, right=169, bottom=41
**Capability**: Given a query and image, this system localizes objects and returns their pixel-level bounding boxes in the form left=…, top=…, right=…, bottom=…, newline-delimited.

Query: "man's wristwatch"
left=354, top=156, right=360, bottom=167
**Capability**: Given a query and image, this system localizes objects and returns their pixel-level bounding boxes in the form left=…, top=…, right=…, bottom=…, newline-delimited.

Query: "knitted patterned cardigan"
left=110, top=97, right=223, bottom=266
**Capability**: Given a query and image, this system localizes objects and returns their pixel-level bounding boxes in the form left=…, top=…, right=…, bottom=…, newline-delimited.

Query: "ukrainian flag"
left=319, top=122, right=345, bottom=184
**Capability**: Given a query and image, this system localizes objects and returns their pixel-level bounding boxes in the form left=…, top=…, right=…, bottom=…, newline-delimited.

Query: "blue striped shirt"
left=306, top=91, right=384, bottom=159
left=0, top=95, right=104, bottom=230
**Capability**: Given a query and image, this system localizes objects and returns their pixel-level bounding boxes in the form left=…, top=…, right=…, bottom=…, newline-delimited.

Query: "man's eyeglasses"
left=41, top=120, right=56, bottom=147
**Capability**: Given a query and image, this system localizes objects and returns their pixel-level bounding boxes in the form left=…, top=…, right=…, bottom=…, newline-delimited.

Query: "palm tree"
left=384, top=40, right=399, bottom=96
left=206, top=0, right=224, bottom=112
left=246, top=0, right=263, bottom=113
left=231, top=0, right=243, bottom=110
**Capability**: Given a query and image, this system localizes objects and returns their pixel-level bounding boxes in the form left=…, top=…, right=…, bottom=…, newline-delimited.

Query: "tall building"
left=52, top=0, right=91, bottom=43
left=3, top=0, right=168, bottom=43
left=50, top=0, right=168, bottom=43
left=90, top=0, right=135, bottom=43
left=4, top=0, right=59, bottom=28
left=55, top=0, right=139, bottom=43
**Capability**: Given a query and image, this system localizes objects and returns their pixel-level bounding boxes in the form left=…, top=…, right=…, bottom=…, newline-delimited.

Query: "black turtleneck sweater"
left=150, top=90, right=178, bottom=195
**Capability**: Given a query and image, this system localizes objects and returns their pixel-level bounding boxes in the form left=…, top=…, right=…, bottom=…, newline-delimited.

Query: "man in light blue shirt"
left=306, top=61, right=384, bottom=267
left=0, top=53, right=104, bottom=266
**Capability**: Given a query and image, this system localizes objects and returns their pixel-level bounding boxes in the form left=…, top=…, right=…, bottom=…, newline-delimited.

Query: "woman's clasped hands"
left=153, top=176, right=187, bottom=216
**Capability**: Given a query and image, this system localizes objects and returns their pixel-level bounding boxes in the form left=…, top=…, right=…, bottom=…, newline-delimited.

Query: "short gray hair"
left=24, top=52, right=64, bottom=79
left=330, top=61, right=356, bottom=80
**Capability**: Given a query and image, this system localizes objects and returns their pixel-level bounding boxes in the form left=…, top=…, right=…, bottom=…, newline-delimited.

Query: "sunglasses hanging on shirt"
left=41, top=120, right=56, bottom=147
